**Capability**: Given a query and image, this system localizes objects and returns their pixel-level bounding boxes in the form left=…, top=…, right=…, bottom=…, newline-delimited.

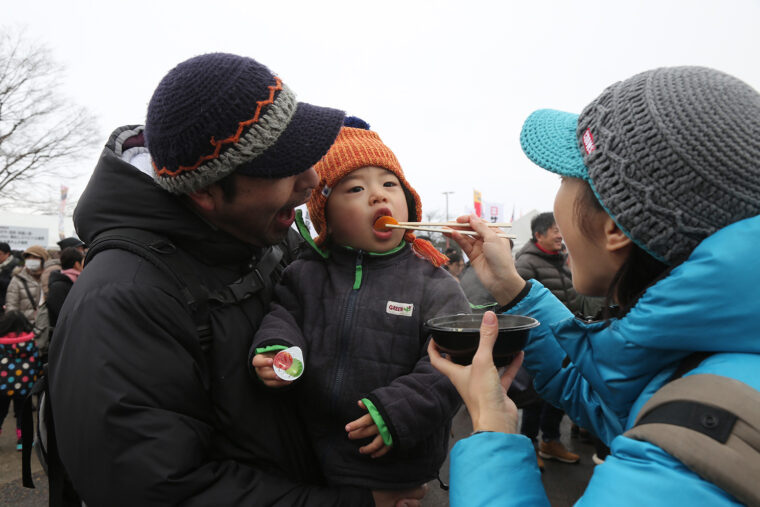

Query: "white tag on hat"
left=273, top=346, right=305, bottom=381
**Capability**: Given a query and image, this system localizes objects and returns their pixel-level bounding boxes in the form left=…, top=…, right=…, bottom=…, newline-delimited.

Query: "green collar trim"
left=369, top=241, right=406, bottom=256
left=295, top=209, right=329, bottom=259
left=340, top=241, right=406, bottom=256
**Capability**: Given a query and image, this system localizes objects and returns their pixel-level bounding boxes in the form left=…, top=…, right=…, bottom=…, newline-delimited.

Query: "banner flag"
left=483, top=201, right=504, bottom=223
left=473, top=189, right=482, bottom=217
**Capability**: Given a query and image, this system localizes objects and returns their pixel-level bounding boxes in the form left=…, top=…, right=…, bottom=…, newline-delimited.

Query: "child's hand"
left=252, top=353, right=294, bottom=388
left=345, top=400, right=392, bottom=458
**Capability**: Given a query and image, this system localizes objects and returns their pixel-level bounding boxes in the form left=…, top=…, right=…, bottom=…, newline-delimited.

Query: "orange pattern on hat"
left=308, top=127, right=448, bottom=267
left=153, top=76, right=283, bottom=177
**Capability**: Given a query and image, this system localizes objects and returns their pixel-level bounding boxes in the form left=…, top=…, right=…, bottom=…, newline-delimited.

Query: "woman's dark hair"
left=0, top=310, right=32, bottom=336
left=403, top=186, right=418, bottom=222
left=575, top=181, right=670, bottom=318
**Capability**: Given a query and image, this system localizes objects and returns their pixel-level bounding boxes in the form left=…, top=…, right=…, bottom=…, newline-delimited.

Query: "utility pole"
left=442, top=191, right=454, bottom=222
left=442, top=191, right=454, bottom=250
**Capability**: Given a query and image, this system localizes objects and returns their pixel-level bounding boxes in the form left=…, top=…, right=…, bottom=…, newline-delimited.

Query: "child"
left=251, top=117, right=470, bottom=490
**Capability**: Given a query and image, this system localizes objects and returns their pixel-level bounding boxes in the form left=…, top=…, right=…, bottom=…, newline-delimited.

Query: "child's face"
left=326, top=166, right=409, bottom=253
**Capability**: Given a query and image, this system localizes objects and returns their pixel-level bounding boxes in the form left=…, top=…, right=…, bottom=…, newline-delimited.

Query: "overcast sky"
left=5, top=0, right=760, bottom=221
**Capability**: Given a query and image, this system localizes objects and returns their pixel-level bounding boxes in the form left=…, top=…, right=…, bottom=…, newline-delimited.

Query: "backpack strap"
left=624, top=372, right=760, bottom=505
left=206, top=245, right=283, bottom=309
left=17, top=276, right=38, bottom=311
left=85, top=228, right=215, bottom=353
left=85, top=227, right=287, bottom=353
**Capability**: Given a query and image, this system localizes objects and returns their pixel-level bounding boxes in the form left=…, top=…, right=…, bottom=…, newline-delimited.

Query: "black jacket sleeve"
left=250, top=263, right=309, bottom=362
left=49, top=260, right=370, bottom=506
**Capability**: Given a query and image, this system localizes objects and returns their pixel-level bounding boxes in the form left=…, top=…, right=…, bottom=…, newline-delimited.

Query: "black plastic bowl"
left=426, top=313, right=539, bottom=366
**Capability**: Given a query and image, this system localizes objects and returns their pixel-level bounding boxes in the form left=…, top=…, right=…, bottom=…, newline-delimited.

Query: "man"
left=444, top=248, right=466, bottom=280
left=514, top=212, right=601, bottom=468
left=0, top=242, right=21, bottom=313
left=43, top=239, right=85, bottom=297
left=49, top=53, right=424, bottom=506
left=57, top=237, right=86, bottom=254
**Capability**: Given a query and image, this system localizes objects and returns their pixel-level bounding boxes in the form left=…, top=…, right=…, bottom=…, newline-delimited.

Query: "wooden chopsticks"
left=382, top=223, right=515, bottom=239
left=393, top=221, right=512, bottom=228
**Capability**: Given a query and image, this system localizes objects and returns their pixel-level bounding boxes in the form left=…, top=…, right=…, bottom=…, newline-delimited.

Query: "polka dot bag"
left=0, top=331, right=40, bottom=397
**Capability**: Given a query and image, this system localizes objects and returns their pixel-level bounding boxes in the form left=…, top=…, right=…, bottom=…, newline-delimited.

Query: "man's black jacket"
left=49, top=126, right=371, bottom=506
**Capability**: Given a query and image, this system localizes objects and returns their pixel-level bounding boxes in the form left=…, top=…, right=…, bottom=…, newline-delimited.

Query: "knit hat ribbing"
left=521, top=66, right=760, bottom=265
left=308, top=122, right=447, bottom=267
left=308, top=126, right=422, bottom=245
left=145, top=53, right=345, bottom=194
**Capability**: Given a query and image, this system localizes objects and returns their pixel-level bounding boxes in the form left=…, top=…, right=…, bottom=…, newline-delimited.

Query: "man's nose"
left=297, top=167, right=319, bottom=191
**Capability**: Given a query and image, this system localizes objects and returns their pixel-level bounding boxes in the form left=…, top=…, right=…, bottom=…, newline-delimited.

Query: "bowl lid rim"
left=425, top=313, right=539, bottom=332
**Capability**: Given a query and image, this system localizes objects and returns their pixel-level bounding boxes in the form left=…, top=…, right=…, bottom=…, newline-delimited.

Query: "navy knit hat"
left=145, top=53, right=345, bottom=194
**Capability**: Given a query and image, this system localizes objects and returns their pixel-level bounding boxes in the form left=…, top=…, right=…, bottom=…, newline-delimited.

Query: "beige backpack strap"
left=624, top=374, right=760, bottom=506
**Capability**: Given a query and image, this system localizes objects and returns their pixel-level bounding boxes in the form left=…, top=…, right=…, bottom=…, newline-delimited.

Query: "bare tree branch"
left=0, top=29, right=99, bottom=213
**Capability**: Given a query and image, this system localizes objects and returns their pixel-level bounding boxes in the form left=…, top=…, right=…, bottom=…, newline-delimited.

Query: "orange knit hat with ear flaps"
left=308, top=121, right=448, bottom=267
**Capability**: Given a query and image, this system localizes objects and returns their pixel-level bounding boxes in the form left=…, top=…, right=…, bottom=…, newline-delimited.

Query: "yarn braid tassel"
left=406, top=232, right=449, bottom=268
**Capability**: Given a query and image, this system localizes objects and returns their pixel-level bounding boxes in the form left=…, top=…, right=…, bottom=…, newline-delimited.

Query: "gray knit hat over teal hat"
left=145, top=53, right=345, bottom=194
left=520, top=66, right=760, bottom=265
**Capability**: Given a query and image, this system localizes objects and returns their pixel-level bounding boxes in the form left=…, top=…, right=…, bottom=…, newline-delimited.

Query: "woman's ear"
left=603, top=216, right=632, bottom=253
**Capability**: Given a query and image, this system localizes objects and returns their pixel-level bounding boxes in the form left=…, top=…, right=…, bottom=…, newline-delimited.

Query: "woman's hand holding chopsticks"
left=448, top=215, right=527, bottom=307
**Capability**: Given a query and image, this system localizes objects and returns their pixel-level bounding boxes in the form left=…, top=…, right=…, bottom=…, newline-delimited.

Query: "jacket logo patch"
left=386, top=301, right=414, bottom=317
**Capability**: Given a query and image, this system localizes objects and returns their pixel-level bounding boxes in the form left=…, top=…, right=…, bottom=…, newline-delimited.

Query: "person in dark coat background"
left=0, top=243, right=21, bottom=314
left=46, top=247, right=84, bottom=327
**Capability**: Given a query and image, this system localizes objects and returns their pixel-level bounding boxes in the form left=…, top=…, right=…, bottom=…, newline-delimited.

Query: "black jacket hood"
left=74, top=126, right=256, bottom=265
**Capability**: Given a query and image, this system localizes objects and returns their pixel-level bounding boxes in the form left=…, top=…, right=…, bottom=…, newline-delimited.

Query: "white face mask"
left=25, top=259, right=42, bottom=272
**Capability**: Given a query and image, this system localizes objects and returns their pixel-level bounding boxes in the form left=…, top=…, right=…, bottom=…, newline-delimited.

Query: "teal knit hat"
left=520, top=66, right=760, bottom=265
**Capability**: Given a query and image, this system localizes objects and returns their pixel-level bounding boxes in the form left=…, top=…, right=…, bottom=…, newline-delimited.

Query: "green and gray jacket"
left=252, top=241, right=469, bottom=489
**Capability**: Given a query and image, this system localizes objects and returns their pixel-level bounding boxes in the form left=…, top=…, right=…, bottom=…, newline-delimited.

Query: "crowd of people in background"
left=0, top=237, right=85, bottom=451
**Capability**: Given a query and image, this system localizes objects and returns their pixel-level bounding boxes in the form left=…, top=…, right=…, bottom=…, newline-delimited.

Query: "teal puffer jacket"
left=449, top=214, right=760, bottom=506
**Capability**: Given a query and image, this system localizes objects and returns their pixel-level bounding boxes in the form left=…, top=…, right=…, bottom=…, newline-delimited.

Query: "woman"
left=430, top=66, right=760, bottom=505
left=4, top=245, right=48, bottom=324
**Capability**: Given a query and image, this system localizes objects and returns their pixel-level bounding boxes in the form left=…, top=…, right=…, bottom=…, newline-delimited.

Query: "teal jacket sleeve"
left=450, top=432, right=549, bottom=507
left=503, top=282, right=625, bottom=442
left=506, top=281, right=696, bottom=444
left=505, top=283, right=639, bottom=443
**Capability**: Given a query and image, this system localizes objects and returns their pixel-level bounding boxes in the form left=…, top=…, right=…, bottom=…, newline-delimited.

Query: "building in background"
left=0, top=212, right=76, bottom=250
